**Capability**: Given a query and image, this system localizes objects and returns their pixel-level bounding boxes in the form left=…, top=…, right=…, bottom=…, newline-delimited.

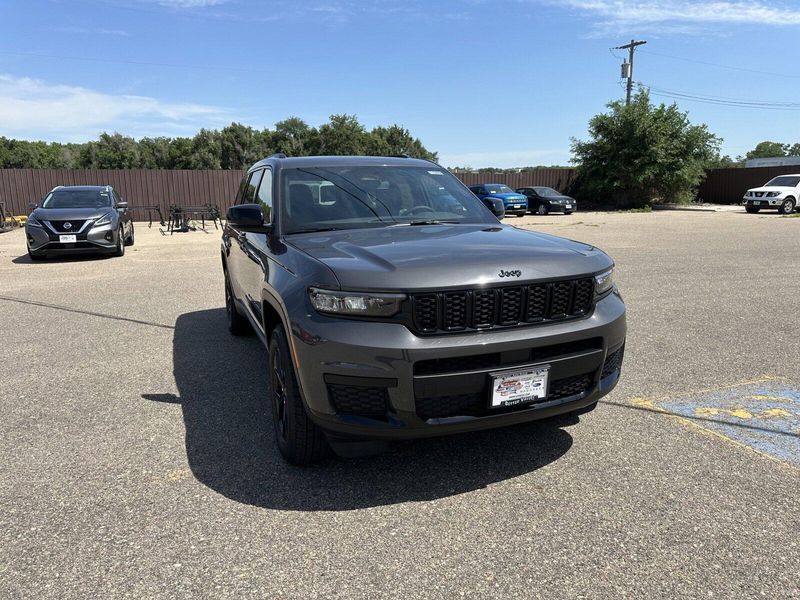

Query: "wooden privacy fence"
left=0, top=165, right=793, bottom=215
left=0, top=169, right=245, bottom=217
left=696, top=166, right=796, bottom=204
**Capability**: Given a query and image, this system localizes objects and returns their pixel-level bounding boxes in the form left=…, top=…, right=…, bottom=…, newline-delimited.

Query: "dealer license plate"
left=565, top=204, right=572, bottom=209
left=489, top=366, right=549, bottom=409
left=59, top=235, right=77, bottom=243
left=513, top=204, right=521, bottom=208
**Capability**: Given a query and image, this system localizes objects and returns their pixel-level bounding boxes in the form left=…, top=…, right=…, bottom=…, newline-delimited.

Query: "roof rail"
left=268, top=153, right=287, bottom=159
left=391, top=154, right=411, bottom=158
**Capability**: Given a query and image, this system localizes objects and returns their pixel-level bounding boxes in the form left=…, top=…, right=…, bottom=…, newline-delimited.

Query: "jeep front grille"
left=410, top=278, right=594, bottom=334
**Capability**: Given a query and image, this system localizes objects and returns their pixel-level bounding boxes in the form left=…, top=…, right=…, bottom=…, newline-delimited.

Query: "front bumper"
left=26, top=222, right=118, bottom=254
left=548, top=202, right=575, bottom=212
left=289, top=290, right=626, bottom=440
left=744, top=198, right=781, bottom=207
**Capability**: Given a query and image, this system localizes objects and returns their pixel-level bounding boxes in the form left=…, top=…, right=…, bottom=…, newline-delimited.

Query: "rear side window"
left=255, top=168, right=273, bottom=223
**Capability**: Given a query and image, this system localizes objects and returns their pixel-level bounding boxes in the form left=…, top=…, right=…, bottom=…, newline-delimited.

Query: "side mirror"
left=227, top=203, right=265, bottom=228
left=117, top=201, right=128, bottom=209
left=483, top=197, right=505, bottom=219
left=29, top=202, right=38, bottom=210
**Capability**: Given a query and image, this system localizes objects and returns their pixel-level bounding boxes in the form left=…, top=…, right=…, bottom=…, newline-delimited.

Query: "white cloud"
left=0, top=75, right=229, bottom=141
left=439, top=149, right=569, bottom=169
left=542, top=0, right=800, bottom=35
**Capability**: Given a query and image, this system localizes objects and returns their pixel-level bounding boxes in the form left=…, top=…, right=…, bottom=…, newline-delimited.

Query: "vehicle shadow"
left=143, top=308, right=574, bottom=511
left=11, top=254, right=111, bottom=264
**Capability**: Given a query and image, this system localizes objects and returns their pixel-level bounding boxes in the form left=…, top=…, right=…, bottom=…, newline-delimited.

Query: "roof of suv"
left=51, top=185, right=111, bottom=191
left=249, top=155, right=437, bottom=171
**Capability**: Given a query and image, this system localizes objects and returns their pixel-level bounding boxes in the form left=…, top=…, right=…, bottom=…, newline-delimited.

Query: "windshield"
left=534, top=187, right=560, bottom=197
left=765, top=176, right=800, bottom=187
left=41, top=189, right=112, bottom=209
left=281, top=166, right=496, bottom=234
left=484, top=184, right=515, bottom=194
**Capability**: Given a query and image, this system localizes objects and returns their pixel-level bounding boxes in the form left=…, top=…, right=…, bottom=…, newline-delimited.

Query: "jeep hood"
left=288, top=224, right=612, bottom=290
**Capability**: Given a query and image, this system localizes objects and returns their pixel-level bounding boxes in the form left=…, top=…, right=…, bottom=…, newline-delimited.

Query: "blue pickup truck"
left=469, top=184, right=529, bottom=217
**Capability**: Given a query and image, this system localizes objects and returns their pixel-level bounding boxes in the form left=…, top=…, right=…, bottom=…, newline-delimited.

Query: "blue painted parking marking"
left=656, top=381, right=800, bottom=467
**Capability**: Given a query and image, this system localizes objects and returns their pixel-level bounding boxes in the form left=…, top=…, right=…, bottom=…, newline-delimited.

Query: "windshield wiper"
left=285, top=227, right=340, bottom=234
left=391, top=220, right=460, bottom=227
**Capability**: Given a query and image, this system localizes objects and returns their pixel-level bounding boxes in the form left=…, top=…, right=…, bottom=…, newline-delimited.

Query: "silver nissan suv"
left=26, top=185, right=134, bottom=260
left=222, top=155, right=626, bottom=464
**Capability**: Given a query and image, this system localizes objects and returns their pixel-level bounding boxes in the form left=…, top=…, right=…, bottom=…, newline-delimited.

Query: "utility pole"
left=614, top=39, right=647, bottom=105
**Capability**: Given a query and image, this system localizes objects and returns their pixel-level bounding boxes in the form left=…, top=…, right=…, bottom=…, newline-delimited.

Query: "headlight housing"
left=766, top=191, right=782, bottom=197
left=309, top=288, right=406, bottom=317
left=594, top=268, right=614, bottom=296
left=27, top=215, right=43, bottom=228
left=93, top=211, right=115, bottom=227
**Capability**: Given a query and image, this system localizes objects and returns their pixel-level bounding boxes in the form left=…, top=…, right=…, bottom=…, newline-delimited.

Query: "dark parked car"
left=26, top=185, right=134, bottom=259
left=517, top=186, right=576, bottom=215
left=222, top=155, right=626, bottom=465
left=469, top=184, right=528, bottom=217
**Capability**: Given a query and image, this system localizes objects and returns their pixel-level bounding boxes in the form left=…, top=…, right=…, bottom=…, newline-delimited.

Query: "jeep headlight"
left=594, top=268, right=614, bottom=296
left=93, top=211, right=115, bottom=227
left=309, top=288, right=406, bottom=317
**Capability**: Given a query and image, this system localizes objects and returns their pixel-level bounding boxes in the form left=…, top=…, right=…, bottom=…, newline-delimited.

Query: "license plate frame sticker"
left=489, top=366, right=550, bottom=409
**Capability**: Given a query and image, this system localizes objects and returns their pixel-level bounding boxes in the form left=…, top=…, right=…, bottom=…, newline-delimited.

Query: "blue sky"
left=1, top=0, right=799, bottom=167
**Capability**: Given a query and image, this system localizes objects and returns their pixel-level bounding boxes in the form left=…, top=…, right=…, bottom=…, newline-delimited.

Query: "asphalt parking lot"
left=1, top=210, right=798, bottom=599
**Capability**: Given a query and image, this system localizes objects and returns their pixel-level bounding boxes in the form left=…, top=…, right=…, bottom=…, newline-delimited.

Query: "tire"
left=114, top=227, right=125, bottom=257
left=515, top=211, right=527, bottom=218
left=269, top=324, right=330, bottom=465
left=224, top=272, right=250, bottom=336
left=536, top=204, right=549, bottom=216
left=745, top=206, right=760, bottom=213
left=779, top=197, right=795, bottom=215
left=564, top=211, right=573, bottom=215
left=125, top=223, right=135, bottom=246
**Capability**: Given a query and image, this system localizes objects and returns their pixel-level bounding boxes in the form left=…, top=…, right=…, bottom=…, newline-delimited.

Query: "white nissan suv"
left=743, top=174, right=799, bottom=214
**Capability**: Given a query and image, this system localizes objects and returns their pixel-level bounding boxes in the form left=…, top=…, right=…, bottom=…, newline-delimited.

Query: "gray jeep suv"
left=222, top=155, right=626, bottom=464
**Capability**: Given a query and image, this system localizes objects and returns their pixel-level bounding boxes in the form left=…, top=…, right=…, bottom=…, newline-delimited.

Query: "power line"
left=638, top=48, right=800, bottom=80
left=638, top=82, right=800, bottom=110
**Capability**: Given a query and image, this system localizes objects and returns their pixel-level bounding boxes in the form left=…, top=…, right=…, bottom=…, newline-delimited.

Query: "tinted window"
left=255, top=168, right=273, bottom=222
left=41, top=189, right=112, bottom=209
left=243, top=170, right=263, bottom=203
left=766, top=176, right=800, bottom=187
left=282, top=166, right=495, bottom=234
left=485, top=184, right=515, bottom=194
left=534, top=187, right=560, bottom=197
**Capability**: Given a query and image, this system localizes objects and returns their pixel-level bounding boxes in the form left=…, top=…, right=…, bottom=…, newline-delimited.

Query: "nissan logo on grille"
left=63, top=222, right=73, bottom=230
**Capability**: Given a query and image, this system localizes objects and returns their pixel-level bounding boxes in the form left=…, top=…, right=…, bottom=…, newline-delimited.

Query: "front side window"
left=41, top=189, right=112, bottom=209
left=281, top=166, right=495, bottom=234
left=534, top=187, right=560, bottom=197
left=243, top=170, right=263, bottom=203
left=255, top=168, right=273, bottom=223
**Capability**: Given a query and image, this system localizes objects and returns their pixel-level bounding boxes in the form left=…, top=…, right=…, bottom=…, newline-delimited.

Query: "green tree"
left=570, top=90, right=720, bottom=208
left=787, top=143, right=800, bottom=157
left=273, top=117, right=317, bottom=156
left=189, top=129, right=222, bottom=169
left=317, top=114, right=368, bottom=155
left=366, top=125, right=437, bottom=161
left=219, top=122, right=261, bottom=169
left=80, top=132, right=141, bottom=168
left=745, top=141, right=788, bottom=160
